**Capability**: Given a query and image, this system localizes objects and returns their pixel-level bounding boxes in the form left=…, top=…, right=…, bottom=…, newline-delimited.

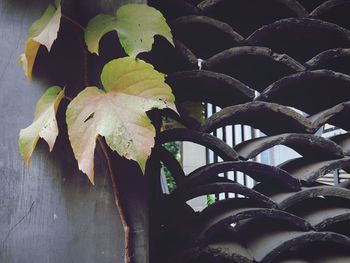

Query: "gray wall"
left=0, top=0, right=147, bottom=262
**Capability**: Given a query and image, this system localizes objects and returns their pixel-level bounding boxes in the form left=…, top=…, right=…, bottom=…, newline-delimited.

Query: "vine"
left=18, top=1, right=176, bottom=262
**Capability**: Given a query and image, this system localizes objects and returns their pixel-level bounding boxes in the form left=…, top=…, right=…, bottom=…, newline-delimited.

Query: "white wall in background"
left=182, top=142, right=207, bottom=211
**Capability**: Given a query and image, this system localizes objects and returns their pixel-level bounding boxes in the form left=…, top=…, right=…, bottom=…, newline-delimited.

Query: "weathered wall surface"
left=0, top=1, right=146, bottom=262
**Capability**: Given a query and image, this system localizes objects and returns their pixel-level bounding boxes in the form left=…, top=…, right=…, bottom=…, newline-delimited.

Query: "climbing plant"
left=17, top=1, right=176, bottom=262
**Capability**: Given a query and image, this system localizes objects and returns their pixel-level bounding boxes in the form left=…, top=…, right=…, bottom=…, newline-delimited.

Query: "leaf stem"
left=62, top=15, right=133, bottom=261
left=64, top=95, right=73, bottom=101
left=78, top=37, right=89, bottom=87
left=61, top=14, right=85, bottom=31
left=63, top=95, right=133, bottom=262
left=98, top=137, right=132, bottom=263
left=61, top=14, right=89, bottom=87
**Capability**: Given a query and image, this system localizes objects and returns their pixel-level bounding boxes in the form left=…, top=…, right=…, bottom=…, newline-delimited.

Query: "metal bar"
left=232, top=125, right=237, bottom=198
left=333, top=169, right=340, bottom=186
left=222, top=125, right=229, bottom=199
left=212, top=104, right=220, bottom=200
left=241, top=125, right=247, bottom=187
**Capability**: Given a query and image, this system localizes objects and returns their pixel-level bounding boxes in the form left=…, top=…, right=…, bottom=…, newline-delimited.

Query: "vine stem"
left=62, top=12, right=133, bottom=260
left=61, top=14, right=89, bottom=87
left=79, top=37, right=89, bottom=87
left=98, top=137, right=132, bottom=263
left=64, top=96, right=132, bottom=263
left=61, top=14, right=85, bottom=31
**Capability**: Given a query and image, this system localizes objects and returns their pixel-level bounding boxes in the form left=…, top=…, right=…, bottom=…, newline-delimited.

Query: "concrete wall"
left=0, top=1, right=147, bottom=262
left=182, top=142, right=207, bottom=211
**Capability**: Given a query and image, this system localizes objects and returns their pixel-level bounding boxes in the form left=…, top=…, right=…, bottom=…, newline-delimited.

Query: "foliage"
left=207, top=194, right=216, bottom=206
left=17, top=3, right=177, bottom=262
left=66, top=58, right=176, bottom=183
left=19, top=0, right=61, bottom=80
left=160, top=102, right=205, bottom=131
left=18, top=2, right=176, bottom=184
left=19, top=86, right=64, bottom=168
left=182, top=102, right=205, bottom=124
left=162, top=141, right=181, bottom=192
left=84, top=4, right=174, bottom=57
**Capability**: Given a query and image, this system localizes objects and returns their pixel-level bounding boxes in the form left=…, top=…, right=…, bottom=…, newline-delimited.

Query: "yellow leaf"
left=19, top=3, right=61, bottom=80
left=19, top=39, right=40, bottom=80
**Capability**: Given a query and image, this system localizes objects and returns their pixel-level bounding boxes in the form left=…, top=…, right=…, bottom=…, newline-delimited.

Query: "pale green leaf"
left=84, top=4, right=173, bottom=57
left=54, top=0, right=61, bottom=8
left=101, top=58, right=176, bottom=113
left=182, top=101, right=205, bottom=124
left=66, top=57, right=177, bottom=183
left=84, top=14, right=116, bottom=55
left=19, top=3, right=61, bottom=80
left=29, top=5, right=56, bottom=38
left=161, top=102, right=205, bottom=131
left=161, top=117, right=185, bottom=131
left=19, top=86, right=64, bottom=168
left=114, top=4, right=174, bottom=57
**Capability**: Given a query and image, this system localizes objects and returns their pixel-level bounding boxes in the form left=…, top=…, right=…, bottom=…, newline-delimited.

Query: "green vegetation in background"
left=162, top=141, right=180, bottom=193
left=207, top=194, right=216, bottom=206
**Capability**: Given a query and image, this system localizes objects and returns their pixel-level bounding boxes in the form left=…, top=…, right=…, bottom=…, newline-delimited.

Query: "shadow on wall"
left=0, top=0, right=147, bottom=262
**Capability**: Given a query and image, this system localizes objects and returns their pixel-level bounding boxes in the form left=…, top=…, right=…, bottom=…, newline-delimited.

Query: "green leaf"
left=84, top=4, right=173, bottom=57
left=54, top=0, right=61, bottom=8
left=19, top=2, right=61, bottom=80
left=19, top=86, right=64, bottom=168
left=66, top=57, right=177, bottom=184
left=84, top=15, right=116, bottom=56
left=161, top=102, right=205, bottom=131
left=182, top=101, right=205, bottom=124
left=161, top=116, right=185, bottom=131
